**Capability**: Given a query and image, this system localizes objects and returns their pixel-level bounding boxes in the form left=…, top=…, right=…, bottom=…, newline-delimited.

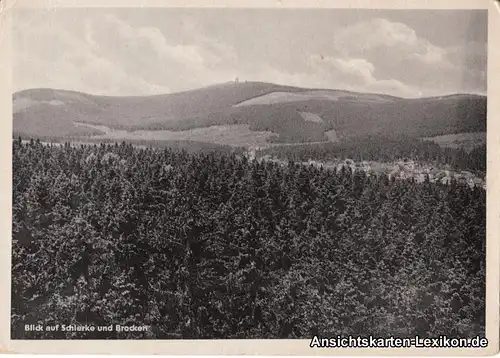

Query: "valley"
left=256, top=155, right=486, bottom=190
left=74, top=122, right=278, bottom=148
left=423, top=132, right=486, bottom=152
left=13, top=81, right=486, bottom=144
left=13, top=81, right=487, bottom=189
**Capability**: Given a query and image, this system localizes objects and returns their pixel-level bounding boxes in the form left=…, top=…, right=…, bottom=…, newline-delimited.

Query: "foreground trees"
left=12, top=138, right=485, bottom=339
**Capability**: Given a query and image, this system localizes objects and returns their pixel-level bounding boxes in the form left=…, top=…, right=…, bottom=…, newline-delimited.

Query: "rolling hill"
left=13, top=81, right=486, bottom=146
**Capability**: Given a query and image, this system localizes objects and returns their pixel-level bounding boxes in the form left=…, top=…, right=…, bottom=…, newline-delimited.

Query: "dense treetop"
left=12, top=138, right=485, bottom=339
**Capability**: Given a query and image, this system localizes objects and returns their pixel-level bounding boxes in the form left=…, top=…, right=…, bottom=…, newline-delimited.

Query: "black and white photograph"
left=2, top=0, right=500, bottom=355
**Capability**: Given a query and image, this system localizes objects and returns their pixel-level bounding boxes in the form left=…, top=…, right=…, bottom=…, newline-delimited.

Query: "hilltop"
left=13, top=81, right=486, bottom=146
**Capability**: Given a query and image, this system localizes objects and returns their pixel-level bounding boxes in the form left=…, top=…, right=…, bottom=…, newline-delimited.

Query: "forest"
left=14, top=85, right=486, bottom=145
left=11, top=138, right=485, bottom=339
left=259, top=135, right=487, bottom=175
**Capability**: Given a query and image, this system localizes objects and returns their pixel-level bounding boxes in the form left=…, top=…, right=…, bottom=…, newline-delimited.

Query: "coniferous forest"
left=11, top=138, right=485, bottom=339
left=259, top=136, right=486, bottom=175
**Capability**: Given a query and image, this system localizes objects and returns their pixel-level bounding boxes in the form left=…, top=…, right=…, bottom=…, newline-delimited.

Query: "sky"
left=12, top=8, right=487, bottom=98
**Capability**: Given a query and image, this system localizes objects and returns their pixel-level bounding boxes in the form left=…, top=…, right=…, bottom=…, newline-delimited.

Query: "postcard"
left=0, top=0, right=498, bottom=355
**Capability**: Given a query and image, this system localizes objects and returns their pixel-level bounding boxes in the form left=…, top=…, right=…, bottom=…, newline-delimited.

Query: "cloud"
left=14, top=12, right=239, bottom=95
left=310, top=56, right=375, bottom=85
left=13, top=12, right=486, bottom=97
left=331, top=17, right=486, bottom=96
left=240, top=55, right=416, bottom=99
left=14, top=14, right=171, bottom=95
left=305, top=54, right=416, bottom=96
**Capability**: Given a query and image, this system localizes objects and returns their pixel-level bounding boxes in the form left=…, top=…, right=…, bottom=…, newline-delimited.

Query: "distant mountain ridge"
left=13, top=81, right=486, bottom=145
